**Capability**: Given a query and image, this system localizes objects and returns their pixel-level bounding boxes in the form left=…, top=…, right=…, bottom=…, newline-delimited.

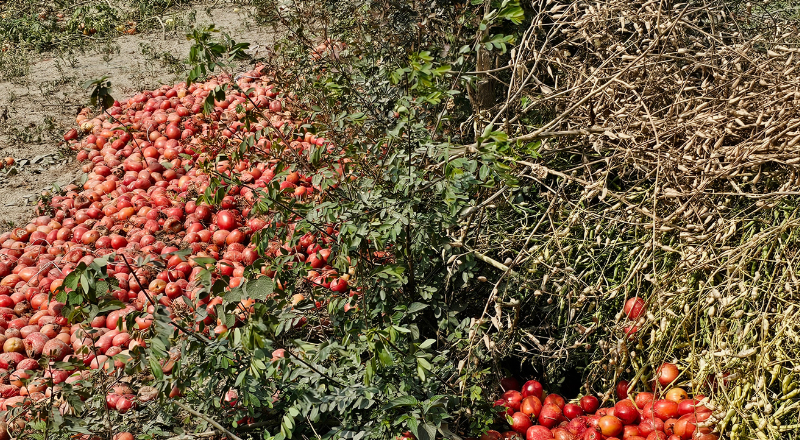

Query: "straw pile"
left=465, top=1, right=800, bottom=437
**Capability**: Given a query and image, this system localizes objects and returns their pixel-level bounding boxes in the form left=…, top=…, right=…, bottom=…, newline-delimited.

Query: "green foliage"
left=31, top=1, right=565, bottom=439
left=0, top=0, right=200, bottom=54
left=54, top=255, right=124, bottom=324
left=151, top=1, right=533, bottom=436
left=84, top=76, right=115, bottom=110
left=186, top=25, right=250, bottom=85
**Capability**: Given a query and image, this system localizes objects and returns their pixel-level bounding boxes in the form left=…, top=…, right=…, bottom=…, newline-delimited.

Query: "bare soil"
left=0, top=3, right=272, bottom=228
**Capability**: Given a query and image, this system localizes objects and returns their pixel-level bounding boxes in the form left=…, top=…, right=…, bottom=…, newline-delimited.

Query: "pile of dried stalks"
left=465, top=0, right=800, bottom=438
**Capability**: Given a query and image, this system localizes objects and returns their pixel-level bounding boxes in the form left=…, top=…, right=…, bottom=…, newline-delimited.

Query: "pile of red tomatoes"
left=481, top=364, right=717, bottom=440
left=0, top=66, right=354, bottom=416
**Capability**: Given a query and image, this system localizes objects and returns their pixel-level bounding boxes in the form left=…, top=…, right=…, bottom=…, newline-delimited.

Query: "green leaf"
left=193, top=257, right=217, bottom=265
left=245, top=277, right=274, bottom=301
left=407, top=302, right=428, bottom=314
left=149, top=356, right=164, bottom=381
left=417, top=357, right=433, bottom=371
left=419, top=339, right=436, bottom=349
left=384, top=395, right=418, bottom=409
left=364, top=358, right=375, bottom=385
left=418, top=423, right=437, bottom=440
left=63, top=272, right=79, bottom=291
left=224, top=286, right=244, bottom=304
left=407, top=417, right=420, bottom=438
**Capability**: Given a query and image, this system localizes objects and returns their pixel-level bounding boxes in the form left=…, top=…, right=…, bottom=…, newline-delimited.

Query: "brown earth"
left=0, top=3, right=273, bottom=229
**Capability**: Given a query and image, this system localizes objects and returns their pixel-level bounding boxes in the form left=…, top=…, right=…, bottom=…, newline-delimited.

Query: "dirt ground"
left=0, top=3, right=273, bottom=229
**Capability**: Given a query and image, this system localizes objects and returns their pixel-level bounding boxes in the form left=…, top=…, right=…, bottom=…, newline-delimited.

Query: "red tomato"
left=521, top=380, right=545, bottom=401
left=580, top=395, right=600, bottom=414
left=597, top=415, right=623, bottom=437
left=510, top=412, right=532, bottom=434
left=501, top=377, right=521, bottom=392
left=543, top=393, right=566, bottom=409
left=216, top=210, right=237, bottom=231
left=613, top=400, right=639, bottom=425
left=563, top=403, right=584, bottom=420
left=502, top=390, right=524, bottom=412
left=623, top=297, right=646, bottom=320
left=520, top=396, right=543, bottom=417
left=656, top=363, right=680, bottom=387
left=525, top=426, right=553, bottom=440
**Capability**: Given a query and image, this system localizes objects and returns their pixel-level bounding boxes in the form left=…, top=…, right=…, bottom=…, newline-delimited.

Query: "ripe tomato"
left=216, top=210, right=237, bottom=231
left=656, top=363, right=680, bottom=387
left=543, top=394, right=566, bottom=409
left=510, top=412, right=532, bottom=434
left=563, top=403, right=584, bottom=420
left=652, top=400, right=678, bottom=420
left=623, top=296, right=646, bottom=320
left=580, top=395, right=600, bottom=414
left=538, top=403, right=563, bottom=429
left=521, top=380, right=545, bottom=401
left=524, top=426, right=552, bottom=440
left=597, top=415, right=623, bottom=437
left=613, top=400, right=639, bottom=425
left=502, top=390, right=524, bottom=412
left=664, top=388, right=688, bottom=403
left=616, top=380, right=630, bottom=400
left=635, top=392, right=654, bottom=409
left=520, top=396, right=543, bottom=417
left=480, top=431, right=502, bottom=440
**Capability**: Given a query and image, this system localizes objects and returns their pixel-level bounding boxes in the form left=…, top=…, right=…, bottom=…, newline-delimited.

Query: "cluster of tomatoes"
left=479, top=364, right=716, bottom=440
left=0, top=65, right=359, bottom=425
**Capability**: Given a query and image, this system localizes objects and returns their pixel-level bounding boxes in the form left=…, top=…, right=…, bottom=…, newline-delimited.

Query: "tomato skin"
left=656, top=363, right=680, bottom=387
left=635, top=392, right=654, bottom=409
left=501, top=377, right=521, bottom=392
left=502, top=390, right=524, bottom=412
left=665, top=388, right=688, bottom=403
left=330, top=278, right=349, bottom=292
left=616, top=380, right=630, bottom=400
left=597, top=415, right=624, bottom=437
left=544, top=394, right=566, bottom=409
left=520, top=396, right=543, bottom=417
left=216, top=210, right=238, bottom=231
left=582, top=430, right=602, bottom=440
left=538, top=404, right=564, bottom=429
left=613, top=400, right=639, bottom=425
left=563, top=403, right=584, bottom=420
left=510, top=412, right=532, bottom=434
left=639, top=416, right=664, bottom=436
left=580, top=395, right=600, bottom=414
left=623, top=297, right=646, bottom=320
left=623, top=425, right=641, bottom=438
left=521, top=380, right=545, bottom=401
left=653, top=400, right=679, bottom=420
left=525, top=426, right=553, bottom=440
left=481, top=431, right=502, bottom=440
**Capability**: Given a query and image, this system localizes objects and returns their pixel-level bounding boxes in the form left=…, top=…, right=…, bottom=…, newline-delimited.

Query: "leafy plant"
left=84, top=76, right=115, bottom=110
left=186, top=25, right=250, bottom=85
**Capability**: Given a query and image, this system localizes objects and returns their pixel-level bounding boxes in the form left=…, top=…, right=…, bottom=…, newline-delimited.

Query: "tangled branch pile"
left=463, top=0, right=800, bottom=438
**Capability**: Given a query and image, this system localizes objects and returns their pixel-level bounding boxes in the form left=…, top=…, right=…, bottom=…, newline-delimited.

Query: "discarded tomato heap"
left=483, top=363, right=717, bottom=440
left=0, top=66, right=352, bottom=415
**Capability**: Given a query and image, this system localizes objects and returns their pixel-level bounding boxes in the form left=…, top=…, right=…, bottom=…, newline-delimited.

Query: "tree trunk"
left=473, top=0, right=495, bottom=142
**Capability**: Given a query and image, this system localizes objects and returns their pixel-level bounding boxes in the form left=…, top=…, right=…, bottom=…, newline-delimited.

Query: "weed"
left=0, top=49, right=30, bottom=81
left=98, top=39, right=121, bottom=64
left=140, top=42, right=187, bottom=76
